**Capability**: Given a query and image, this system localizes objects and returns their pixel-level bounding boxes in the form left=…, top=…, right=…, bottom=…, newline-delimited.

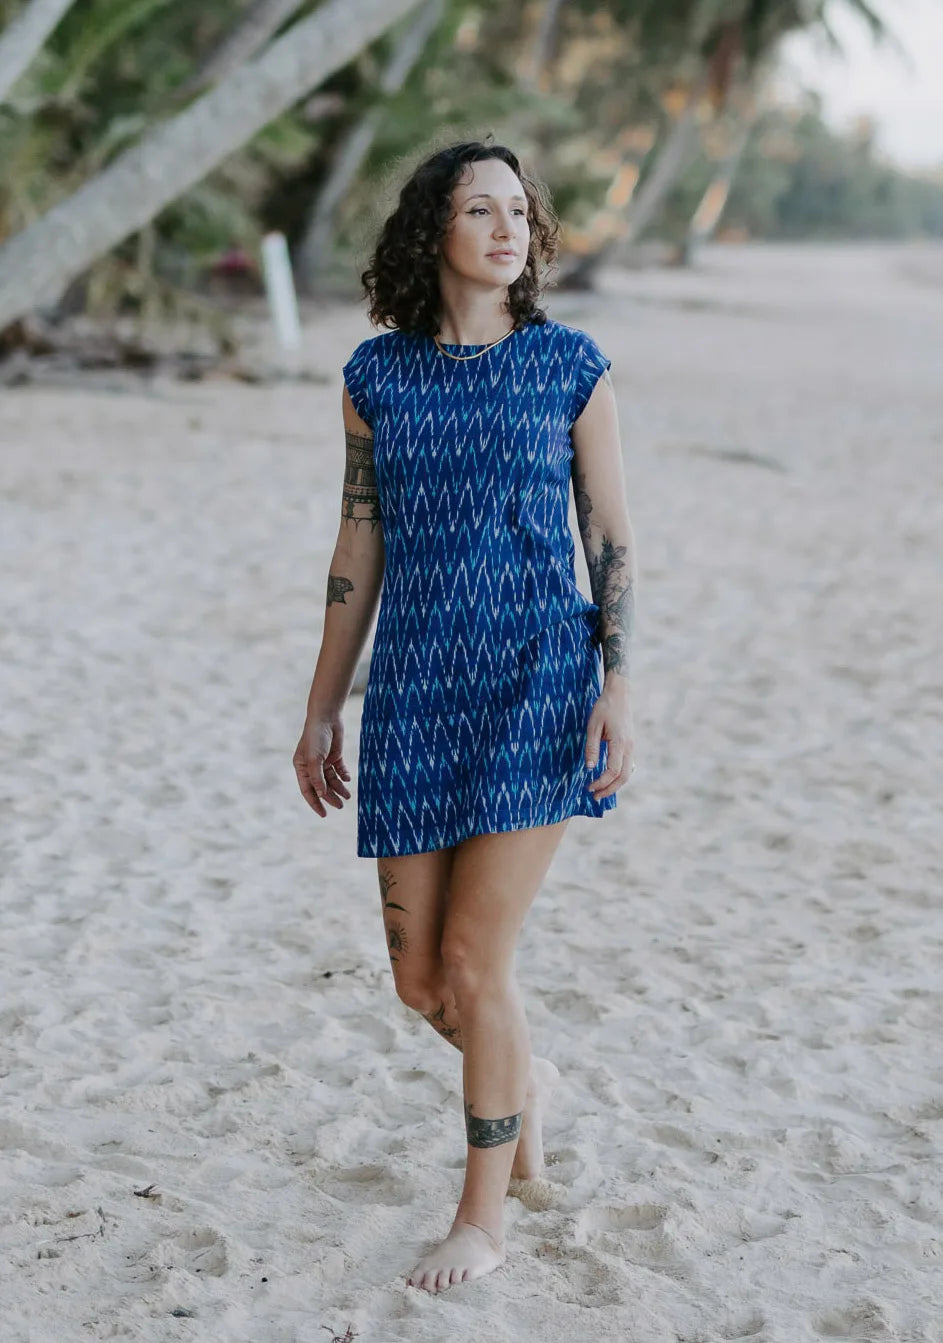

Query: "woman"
left=293, top=138, right=637, bottom=1293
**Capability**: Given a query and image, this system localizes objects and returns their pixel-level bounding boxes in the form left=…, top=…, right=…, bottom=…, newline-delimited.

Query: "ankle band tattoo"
left=464, top=1101, right=523, bottom=1149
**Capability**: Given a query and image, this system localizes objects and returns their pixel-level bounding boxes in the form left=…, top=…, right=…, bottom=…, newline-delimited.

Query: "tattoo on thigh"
left=378, top=865, right=408, bottom=963
left=464, top=1102, right=523, bottom=1149
left=386, top=920, right=407, bottom=963
left=423, top=1000, right=461, bottom=1042
left=378, top=865, right=407, bottom=913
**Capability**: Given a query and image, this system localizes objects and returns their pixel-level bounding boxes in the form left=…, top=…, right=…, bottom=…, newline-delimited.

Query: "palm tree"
left=294, top=0, right=444, bottom=293
left=0, top=0, right=426, bottom=333
left=174, top=0, right=305, bottom=101
left=0, top=0, right=78, bottom=102
left=561, top=0, right=889, bottom=286
left=680, top=100, right=757, bottom=262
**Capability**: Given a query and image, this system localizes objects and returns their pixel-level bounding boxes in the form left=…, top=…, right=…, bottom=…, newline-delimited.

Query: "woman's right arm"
left=293, top=386, right=385, bottom=817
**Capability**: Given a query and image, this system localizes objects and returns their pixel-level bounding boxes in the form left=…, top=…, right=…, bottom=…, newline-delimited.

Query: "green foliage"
left=0, top=0, right=934, bottom=324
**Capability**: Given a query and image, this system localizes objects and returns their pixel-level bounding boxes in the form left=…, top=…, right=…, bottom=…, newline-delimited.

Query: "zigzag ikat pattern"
left=342, top=317, right=617, bottom=857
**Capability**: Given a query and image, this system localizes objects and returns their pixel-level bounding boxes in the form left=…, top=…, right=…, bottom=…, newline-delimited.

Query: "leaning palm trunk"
left=622, top=79, right=705, bottom=244
left=176, top=0, right=304, bottom=100
left=0, top=0, right=77, bottom=102
left=563, top=69, right=708, bottom=288
left=519, top=0, right=568, bottom=89
left=681, top=114, right=754, bottom=263
left=0, top=0, right=424, bottom=333
left=295, top=0, right=443, bottom=293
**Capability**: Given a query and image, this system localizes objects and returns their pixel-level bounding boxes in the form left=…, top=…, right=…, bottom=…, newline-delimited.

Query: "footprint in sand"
left=717, top=1309, right=767, bottom=1340
left=320, top=1162, right=416, bottom=1207
left=175, top=1227, right=228, bottom=1277
left=812, top=1298, right=894, bottom=1339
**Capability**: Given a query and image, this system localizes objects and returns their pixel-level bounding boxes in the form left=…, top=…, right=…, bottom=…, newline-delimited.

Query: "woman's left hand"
left=585, top=687, right=635, bottom=799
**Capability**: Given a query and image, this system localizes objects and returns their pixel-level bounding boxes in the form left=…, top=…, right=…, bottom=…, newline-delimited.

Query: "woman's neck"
left=435, top=291, right=512, bottom=345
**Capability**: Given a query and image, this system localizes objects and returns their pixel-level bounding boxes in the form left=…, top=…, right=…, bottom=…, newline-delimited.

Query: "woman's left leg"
left=406, top=817, right=570, bottom=1293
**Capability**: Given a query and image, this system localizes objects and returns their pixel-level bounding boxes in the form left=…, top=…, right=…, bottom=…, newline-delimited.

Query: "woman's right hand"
left=293, top=713, right=352, bottom=818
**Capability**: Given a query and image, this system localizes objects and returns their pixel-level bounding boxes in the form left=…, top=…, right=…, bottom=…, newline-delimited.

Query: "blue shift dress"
left=342, top=316, right=617, bottom=858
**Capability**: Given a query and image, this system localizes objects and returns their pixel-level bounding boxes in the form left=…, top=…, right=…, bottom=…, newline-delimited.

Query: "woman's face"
left=438, top=157, right=530, bottom=289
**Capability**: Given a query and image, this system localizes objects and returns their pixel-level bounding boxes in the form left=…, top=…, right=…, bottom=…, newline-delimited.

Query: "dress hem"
left=357, top=796, right=616, bottom=859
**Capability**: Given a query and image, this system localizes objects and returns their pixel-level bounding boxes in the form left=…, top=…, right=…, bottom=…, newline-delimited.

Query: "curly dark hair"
left=360, top=137, right=559, bottom=336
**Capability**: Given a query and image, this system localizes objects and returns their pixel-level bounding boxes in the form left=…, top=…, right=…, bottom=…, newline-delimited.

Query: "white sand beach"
left=1, top=242, right=941, bottom=1341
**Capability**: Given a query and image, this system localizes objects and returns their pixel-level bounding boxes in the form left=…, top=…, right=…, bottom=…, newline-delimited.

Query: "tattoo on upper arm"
left=573, top=466, right=593, bottom=548
left=573, top=468, right=634, bottom=677
left=343, top=428, right=381, bottom=531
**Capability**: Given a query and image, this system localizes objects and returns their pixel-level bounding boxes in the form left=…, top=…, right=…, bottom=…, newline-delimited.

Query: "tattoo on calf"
left=342, top=429, right=381, bottom=531
left=464, top=1101, right=523, bottom=1149
left=423, top=1000, right=461, bottom=1042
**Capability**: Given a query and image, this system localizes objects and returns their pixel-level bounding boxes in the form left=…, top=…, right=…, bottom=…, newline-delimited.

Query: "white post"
left=260, top=230, right=302, bottom=372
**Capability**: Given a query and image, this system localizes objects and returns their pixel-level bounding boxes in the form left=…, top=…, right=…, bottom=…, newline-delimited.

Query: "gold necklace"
left=433, top=325, right=516, bottom=361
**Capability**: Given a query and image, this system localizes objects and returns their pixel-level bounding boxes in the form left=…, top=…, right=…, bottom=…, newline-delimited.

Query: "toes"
left=449, top=1266, right=464, bottom=1285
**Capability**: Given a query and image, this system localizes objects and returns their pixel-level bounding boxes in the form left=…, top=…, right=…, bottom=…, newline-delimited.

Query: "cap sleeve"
left=341, top=338, right=376, bottom=430
left=570, top=329, right=612, bottom=426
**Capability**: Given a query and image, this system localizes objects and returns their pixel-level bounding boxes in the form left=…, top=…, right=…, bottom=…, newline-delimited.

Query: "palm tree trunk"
left=563, top=68, right=708, bottom=288
left=0, top=0, right=77, bottom=102
left=0, top=0, right=424, bottom=333
left=681, top=115, right=753, bottom=263
left=520, top=0, right=567, bottom=89
left=294, top=0, right=443, bottom=293
left=623, top=80, right=705, bottom=245
left=176, top=0, right=305, bottom=100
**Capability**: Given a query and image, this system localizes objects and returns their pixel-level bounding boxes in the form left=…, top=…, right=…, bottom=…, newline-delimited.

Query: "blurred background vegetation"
left=0, top=0, right=940, bottom=345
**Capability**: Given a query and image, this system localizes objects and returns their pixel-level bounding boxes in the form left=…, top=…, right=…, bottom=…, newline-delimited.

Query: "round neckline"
left=432, top=324, right=525, bottom=353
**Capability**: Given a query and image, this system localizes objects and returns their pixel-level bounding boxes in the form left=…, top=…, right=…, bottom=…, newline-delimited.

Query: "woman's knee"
left=440, top=933, right=505, bottom=1003
left=391, top=967, right=442, bottom=1015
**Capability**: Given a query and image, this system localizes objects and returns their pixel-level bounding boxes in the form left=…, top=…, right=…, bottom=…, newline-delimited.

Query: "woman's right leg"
left=376, top=849, right=557, bottom=1181
left=377, top=848, right=457, bottom=1025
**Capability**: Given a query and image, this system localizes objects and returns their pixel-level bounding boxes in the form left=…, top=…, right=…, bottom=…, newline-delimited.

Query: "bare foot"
left=510, top=1056, right=559, bottom=1181
left=406, top=1220, right=505, bottom=1293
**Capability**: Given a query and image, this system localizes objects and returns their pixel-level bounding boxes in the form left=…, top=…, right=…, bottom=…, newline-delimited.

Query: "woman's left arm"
left=570, top=367, right=637, bottom=794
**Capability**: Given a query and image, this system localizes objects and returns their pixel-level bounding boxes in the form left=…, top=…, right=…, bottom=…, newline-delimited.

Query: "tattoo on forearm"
left=343, top=429, right=381, bottom=530
left=590, top=545, right=633, bottom=677
left=464, top=1102, right=523, bottom=1149
left=573, top=468, right=634, bottom=677
left=327, top=573, right=354, bottom=605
